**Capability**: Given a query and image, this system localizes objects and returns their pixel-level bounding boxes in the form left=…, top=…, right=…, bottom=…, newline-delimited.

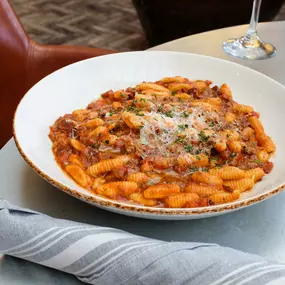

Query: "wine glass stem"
left=246, top=0, right=262, bottom=40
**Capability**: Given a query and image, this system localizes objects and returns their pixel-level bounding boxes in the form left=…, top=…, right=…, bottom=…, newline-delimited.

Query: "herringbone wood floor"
left=10, top=0, right=148, bottom=51
left=10, top=0, right=285, bottom=51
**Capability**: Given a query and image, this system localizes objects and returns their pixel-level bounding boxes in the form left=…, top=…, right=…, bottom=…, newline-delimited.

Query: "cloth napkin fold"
left=1, top=199, right=285, bottom=285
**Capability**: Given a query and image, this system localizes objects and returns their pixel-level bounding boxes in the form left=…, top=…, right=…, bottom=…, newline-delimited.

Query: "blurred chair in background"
left=0, top=0, right=115, bottom=148
left=132, top=0, right=284, bottom=46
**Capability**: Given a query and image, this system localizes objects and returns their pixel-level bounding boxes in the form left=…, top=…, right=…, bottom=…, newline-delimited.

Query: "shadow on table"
left=19, top=163, right=285, bottom=262
left=0, top=255, right=83, bottom=285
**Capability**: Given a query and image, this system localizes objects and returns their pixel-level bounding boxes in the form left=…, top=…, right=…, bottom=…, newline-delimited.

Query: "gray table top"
left=1, top=22, right=285, bottom=285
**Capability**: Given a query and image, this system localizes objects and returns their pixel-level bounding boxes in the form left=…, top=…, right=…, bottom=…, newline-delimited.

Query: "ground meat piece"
left=80, top=147, right=99, bottom=167
left=210, top=86, right=219, bottom=96
left=51, top=115, right=77, bottom=137
left=101, top=90, right=114, bottom=99
left=200, top=88, right=211, bottom=98
left=190, top=88, right=202, bottom=99
left=118, top=136, right=136, bottom=153
left=112, top=166, right=128, bottom=179
left=263, top=161, right=274, bottom=174
left=173, top=165, right=187, bottom=174
left=220, top=150, right=231, bottom=160
left=87, top=99, right=107, bottom=110
left=54, top=144, right=72, bottom=165
left=229, top=152, right=242, bottom=166
left=52, top=133, right=70, bottom=148
left=114, top=137, right=125, bottom=149
left=242, top=146, right=257, bottom=155
left=125, top=88, right=136, bottom=99
left=251, top=112, right=260, bottom=118
left=220, top=93, right=231, bottom=100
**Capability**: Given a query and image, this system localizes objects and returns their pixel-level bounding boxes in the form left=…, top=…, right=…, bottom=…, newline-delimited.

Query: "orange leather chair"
left=0, top=0, right=115, bottom=148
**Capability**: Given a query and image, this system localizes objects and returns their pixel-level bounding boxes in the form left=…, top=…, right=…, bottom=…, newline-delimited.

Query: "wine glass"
left=223, top=0, right=276, bottom=60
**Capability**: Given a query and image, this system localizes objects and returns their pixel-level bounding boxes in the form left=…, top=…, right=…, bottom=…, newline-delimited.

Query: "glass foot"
left=223, top=34, right=276, bottom=60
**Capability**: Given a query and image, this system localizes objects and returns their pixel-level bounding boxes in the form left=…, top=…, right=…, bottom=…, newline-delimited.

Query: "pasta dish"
left=49, top=76, right=275, bottom=208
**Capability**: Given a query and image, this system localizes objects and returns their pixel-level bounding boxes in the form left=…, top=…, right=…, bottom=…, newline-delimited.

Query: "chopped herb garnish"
left=139, top=125, right=144, bottom=129
left=184, top=145, right=193, bottom=153
left=105, top=140, right=109, bottom=144
left=120, top=92, right=126, bottom=97
left=178, top=97, right=182, bottom=102
left=178, top=124, right=186, bottom=131
left=230, top=153, right=236, bottom=158
left=211, top=156, right=219, bottom=161
left=181, top=112, right=189, bottom=118
left=127, top=106, right=135, bottom=112
left=252, top=142, right=256, bottom=147
left=209, top=121, right=215, bottom=127
left=171, top=90, right=176, bottom=96
left=255, top=159, right=261, bottom=164
left=196, top=155, right=201, bottom=160
left=151, top=93, right=157, bottom=98
left=176, top=137, right=184, bottom=143
left=163, top=129, right=168, bottom=134
left=199, top=131, right=209, bottom=142
left=158, top=106, right=163, bottom=112
left=127, top=106, right=144, bottom=116
left=153, top=118, right=158, bottom=121
left=201, top=167, right=209, bottom=172
left=140, top=98, right=146, bottom=102
left=109, top=111, right=114, bottom=116
left=204, top=151, right=210, bottom=157
left=92, top=143, right=98, bottom=148
left=190, top=167, right=199, bottom=172
left=165, top=111, right=174, bottom=118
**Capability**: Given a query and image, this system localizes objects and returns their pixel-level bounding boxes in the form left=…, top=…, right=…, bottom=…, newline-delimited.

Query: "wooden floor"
left=10, top=0, right=285, bottom=51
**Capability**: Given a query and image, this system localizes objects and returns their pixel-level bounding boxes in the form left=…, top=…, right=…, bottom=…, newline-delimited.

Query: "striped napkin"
left=1, top=199, right=285, bottom=285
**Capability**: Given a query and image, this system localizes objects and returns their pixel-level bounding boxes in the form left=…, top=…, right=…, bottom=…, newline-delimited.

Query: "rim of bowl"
left=12, top=51, right=285, bottom=217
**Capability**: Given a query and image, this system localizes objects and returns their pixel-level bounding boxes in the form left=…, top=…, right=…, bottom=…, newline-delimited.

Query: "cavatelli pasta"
left=50, top=76, right=275, bottom=209
left=127, top=172, right=149, bottom=183
left=82, top=118, right=104, bottom=128
left=68, top=154, right=85, bottom=169
left=223, top=178, right=254, bottom=192
left=97, top=181, right=139, bottom=198
left=144, top=184, right=180, bottom=199
left=168, top=83, right=195, bottom=92
left=65, top=164, right=91, bottom=188
left=157, top=76, right=186, bottom=84
left=87, top=155, right=130, bottom=177
left=129, top=193, right=158, bottom=206
left=69, top=139, right=85, bottom=152
left=233, top=104, right=254, bottom=114
left=209, top=166, right=245, bottom=180
left=136, top=82, right=170, bottom=93
left=164, top=193, right=200, bottom=208
left=208, top=190, right=240, bottom=205
left=185, top=182, right=222, bottom=197
left=244, top=168, right=265, bottom=182
left=191, top=172, right=223, bottom=187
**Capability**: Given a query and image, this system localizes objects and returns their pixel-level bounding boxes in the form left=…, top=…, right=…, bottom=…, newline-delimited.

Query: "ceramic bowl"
left=13, top=51, right=285, bottom=220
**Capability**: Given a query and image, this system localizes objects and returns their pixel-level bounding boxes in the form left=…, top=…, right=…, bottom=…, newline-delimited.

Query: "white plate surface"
left=13, top=51, right=285, bottom=220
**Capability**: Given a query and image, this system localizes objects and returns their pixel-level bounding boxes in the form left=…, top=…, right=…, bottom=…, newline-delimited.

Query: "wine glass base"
left=223, top=36, right=276, bottom=60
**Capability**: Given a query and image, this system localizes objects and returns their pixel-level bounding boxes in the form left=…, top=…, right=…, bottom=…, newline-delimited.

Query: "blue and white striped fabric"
left=1, top=199, right=285, bottom=285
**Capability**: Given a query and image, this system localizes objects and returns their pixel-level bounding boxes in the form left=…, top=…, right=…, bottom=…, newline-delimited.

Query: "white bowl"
left=13, top=51, right=285, bottom=220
